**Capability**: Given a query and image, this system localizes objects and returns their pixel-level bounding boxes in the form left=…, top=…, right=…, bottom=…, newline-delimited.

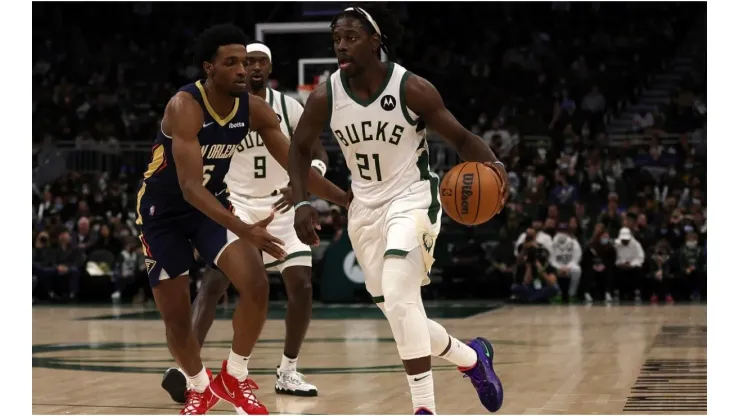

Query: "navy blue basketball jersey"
left=136, top=80, right=250, bottom=223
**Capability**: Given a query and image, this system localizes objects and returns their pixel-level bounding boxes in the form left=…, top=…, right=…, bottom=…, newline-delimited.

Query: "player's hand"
left=484, top=161, right=509, bottom=214
left=294, top=204, right=321, bottom=247
left=240, top=212, right=287, bottom=260
left=273, top=186, right=294, bottom=214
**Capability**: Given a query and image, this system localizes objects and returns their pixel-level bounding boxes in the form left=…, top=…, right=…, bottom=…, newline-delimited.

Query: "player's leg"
left=192, top=265, right=231, bottom=347
left=162, top=265, right=230, bottom=404
left=379, top=246, right=436, bottom=414
left=381, top=187, right=503, bottom=414
left=142, top=225, right=219, bottom=414
left=266, top=210, right=318, bottom=396
left=192, top=218, right=270, bottom=415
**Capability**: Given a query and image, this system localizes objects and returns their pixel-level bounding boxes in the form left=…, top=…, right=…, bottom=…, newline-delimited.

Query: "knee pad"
left=376, top=299, right=450, bottom=357
left=381, top=248, right=432, bottom=360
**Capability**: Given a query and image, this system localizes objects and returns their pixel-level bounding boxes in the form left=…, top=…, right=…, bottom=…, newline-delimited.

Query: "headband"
left=345, top=7, right=382, bottom=36
left=246, top=43, right=272, bottom=61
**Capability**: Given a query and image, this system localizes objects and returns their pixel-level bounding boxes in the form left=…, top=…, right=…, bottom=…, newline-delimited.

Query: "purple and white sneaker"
left=459, top=337, right=504, bottom=412
left=414, top=407, right=434, bottom=415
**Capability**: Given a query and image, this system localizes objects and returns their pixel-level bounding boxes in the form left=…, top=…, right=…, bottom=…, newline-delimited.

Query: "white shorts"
left=347, top=179, right=442, bottom=299
left=231, top=194, right=312, bottom=273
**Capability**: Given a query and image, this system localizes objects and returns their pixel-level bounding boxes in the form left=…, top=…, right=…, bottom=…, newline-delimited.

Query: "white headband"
left=246, top=43, right=272, bottom=61
left=345, top=7, right=382, bottom=36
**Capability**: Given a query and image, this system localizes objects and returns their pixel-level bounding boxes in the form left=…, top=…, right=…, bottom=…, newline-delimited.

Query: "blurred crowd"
left=32, top=2, right=706, bottom=304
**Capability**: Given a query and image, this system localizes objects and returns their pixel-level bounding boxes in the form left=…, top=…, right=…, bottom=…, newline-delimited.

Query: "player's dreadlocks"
left=194, top=23, right=249, bottom=67
left=331, top=2, right=403, bottom=58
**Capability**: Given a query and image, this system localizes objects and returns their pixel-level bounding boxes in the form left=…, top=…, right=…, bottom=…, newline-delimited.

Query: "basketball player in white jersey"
left=288, top=4, right=509, bottom=414
left=161, top=42, right=324, bottom=403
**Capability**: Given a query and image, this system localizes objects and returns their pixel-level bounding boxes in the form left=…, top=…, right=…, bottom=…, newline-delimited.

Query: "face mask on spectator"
left=686, top=240, right=698, bottom=248
left=600, top=237, right=610, bottom=245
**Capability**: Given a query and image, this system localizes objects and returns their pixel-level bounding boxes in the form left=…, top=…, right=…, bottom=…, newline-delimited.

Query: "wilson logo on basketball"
left=460, top=173, right=475, bottom=215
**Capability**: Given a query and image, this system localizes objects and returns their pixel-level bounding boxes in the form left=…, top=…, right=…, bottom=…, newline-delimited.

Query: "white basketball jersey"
left=226, top=88, right=303, bottom=202
left=327, top=62, right=430, bottom=207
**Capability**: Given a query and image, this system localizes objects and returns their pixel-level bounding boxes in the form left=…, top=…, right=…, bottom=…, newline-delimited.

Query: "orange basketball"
left=440, top=162, right=503, bottom=226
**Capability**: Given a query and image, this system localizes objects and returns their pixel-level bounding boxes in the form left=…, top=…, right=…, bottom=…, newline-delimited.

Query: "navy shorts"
left=137, top=197, right=237, bottom=287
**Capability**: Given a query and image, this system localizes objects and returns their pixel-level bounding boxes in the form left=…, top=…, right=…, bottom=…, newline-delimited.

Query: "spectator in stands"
left=581, top=85, right=606, bottom=136
left=599, top=193, right=624, bottom=237
left=112, top=237, right=147, bottom=303
left=579, top=163, right=609, bottom=216
left=574, top=202, right=593, bottom=240
left=514, top=219, right=553, bottom=255
left=679, top=231, right=705, bottom=301
left=634, top=213, right=656, bottom=251
left=614, top=227, right=646, bottom=301
left=550, top=224, right=583, bottom=303
left=582, top=227, right=617, bottom=303
left=447, top=236, right=486, bottom=298
left=632, top=109, right=655, bottom=133
left=511, top=229, right=559, bottom=303
left=646, top=239, right=676, bottom=304
left=73, top=216, right=97, bottom=252
left=550, top=170, right=579, bottom=206
left=34, top=230, right=83, bottom=301
left=567, top=216, right=584, bottom=245
left=89, top=223, right=122, bottom=255
left=33, top=231, right=57, bottom=301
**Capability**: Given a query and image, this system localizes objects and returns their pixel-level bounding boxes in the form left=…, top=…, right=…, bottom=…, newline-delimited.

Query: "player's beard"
left=249, top=79, right=265, bottom=93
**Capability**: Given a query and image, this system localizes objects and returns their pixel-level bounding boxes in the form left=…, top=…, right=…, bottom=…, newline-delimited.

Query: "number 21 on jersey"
left=356, top=153, right=382, bottom=181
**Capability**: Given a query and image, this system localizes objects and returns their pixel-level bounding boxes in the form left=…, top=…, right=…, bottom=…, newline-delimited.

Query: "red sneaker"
left=210, top=360, right=269, bottom=415
left=666, top=295, right=675, bottom=304
left=650, top=294, right=658, bottom=304
left=180, top=387, right=219, bottom=415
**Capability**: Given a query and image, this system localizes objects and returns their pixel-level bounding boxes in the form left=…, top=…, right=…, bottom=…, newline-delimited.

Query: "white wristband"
left=311, top=159, right=327, bottom=176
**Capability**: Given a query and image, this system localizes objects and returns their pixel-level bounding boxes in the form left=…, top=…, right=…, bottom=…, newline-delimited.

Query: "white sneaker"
left=275, top=367, right=318, bottom=397
left=605, top=292, right=613, bottom=303
left=584, top=293, right=593, bottom=303
left=111, top=291, right=121, bottom=302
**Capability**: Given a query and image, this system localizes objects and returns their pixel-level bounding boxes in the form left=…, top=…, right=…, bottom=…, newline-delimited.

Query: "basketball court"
left=32, top=302, right=706, bottom=414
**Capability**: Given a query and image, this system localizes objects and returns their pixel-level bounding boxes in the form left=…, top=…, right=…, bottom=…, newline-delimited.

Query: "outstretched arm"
left=249, top=94, right=345, bottom=206
left=404, top=74, right=509, bottom=211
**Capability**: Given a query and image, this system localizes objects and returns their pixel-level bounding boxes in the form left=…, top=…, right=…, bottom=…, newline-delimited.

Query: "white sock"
left=407, top=370, right=436, bottom=414
left=279, top=354, right=298, bottom=374
left=186, top=366, right=210, bottom=393
left=226, top=349, right=250, bottom=382
left=438, top=336, right=477, bottom=369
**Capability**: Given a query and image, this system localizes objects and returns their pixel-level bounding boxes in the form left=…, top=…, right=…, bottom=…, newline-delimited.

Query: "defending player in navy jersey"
left=161, top=42, right=325, bottom=405
left=137, top=24, right=347, bottom=415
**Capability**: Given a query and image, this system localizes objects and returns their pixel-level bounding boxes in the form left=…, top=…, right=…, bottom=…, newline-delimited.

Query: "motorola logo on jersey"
left=380, top=95, right=396, bottom=111
left=228, top=121, right=245, bottom=129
